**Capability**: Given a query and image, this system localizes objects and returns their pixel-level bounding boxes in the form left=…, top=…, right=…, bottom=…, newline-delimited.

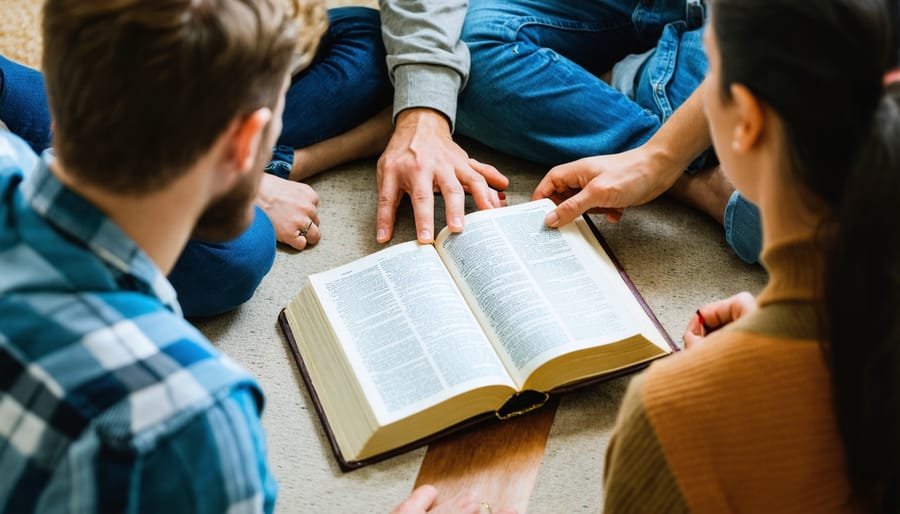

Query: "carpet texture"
left=1, top=2, right=766, bottom=512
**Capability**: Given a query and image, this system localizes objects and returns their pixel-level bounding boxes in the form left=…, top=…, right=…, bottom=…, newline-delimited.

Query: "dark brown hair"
left=712, top=0, right=900, bottom=510
left=42, top=0, right=324, bottom=193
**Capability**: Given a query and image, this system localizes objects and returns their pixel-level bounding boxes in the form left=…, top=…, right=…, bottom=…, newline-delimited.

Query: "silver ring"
left=298, top=219, right=313, bottom=237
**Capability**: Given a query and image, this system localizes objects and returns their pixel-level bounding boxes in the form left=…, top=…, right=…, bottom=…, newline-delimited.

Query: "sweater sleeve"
left=378, top=0, right=469, bottom=130
left=603, top=373, right=689, bottom=514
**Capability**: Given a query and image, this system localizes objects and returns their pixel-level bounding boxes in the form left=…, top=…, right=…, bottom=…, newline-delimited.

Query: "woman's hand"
left=531, top=146, right=686, bottom=228
left=683, top=292, right=757, bottom=349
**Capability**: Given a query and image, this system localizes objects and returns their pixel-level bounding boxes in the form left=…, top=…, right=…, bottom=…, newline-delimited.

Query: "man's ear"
left=729, top=83, right=764, bottom=154
left=231, top=107, right=273, bottom=173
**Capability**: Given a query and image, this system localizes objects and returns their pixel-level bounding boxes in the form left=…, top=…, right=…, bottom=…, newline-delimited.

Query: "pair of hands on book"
left=391, top=486, right=516, bottom=514
left=683, top=292, right=757, bottom=349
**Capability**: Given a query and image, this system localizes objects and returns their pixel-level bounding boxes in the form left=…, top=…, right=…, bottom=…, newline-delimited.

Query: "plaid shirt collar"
left=20, top=151, right=181, bottom=316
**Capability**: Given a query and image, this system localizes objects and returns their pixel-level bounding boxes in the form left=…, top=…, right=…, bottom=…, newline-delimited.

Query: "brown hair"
left=42, top=0, right=326, bottom=193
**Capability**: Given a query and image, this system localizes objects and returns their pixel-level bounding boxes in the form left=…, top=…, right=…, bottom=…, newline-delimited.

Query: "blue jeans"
left=168, top=206, right=276, bottom=317
left=0, top=7, right=393, bottom=315
left=0, top=55, right=52, bottom=154
left=266, top=7, right=392, bottom=179
left=458, top=0, right=761, bottom=263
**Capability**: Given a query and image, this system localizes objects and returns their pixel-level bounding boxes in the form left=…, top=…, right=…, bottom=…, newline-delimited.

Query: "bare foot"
left=667, top=165, right=734, bottom=225
left=289, top=107, right=392, bottom=181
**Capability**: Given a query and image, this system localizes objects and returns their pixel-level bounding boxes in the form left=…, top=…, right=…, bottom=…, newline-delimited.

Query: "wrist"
left=255, top=173, right=278, bottom=204
left=643, top=139, right=694, bottom=186
left=395, top=107, right=452, bottom=135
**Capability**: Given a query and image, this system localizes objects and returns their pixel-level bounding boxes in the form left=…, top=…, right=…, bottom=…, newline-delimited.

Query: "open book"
left=278, top=199, right=676, bottom=470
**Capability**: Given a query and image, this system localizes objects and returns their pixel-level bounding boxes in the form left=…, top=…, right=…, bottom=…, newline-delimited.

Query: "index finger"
left=544, top=188, right=599, bottom=228
left=532, top=159, right=593, bottom=200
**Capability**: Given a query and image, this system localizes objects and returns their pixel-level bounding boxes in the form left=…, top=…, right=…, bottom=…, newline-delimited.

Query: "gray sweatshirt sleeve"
left=379, top=0, right=469, bottom=131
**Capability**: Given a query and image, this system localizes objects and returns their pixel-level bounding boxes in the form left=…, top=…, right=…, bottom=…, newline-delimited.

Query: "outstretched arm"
left=533, top=80, right=712, bottom=228
left=376, top=1, right=508, bottom=244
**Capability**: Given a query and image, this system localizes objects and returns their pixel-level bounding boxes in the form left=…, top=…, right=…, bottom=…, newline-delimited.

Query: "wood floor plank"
left=414, top=397, right=559, bottom=513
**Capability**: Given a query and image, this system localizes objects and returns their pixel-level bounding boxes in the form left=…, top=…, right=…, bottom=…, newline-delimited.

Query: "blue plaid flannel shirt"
left=0, top=132, right=277, bottom=513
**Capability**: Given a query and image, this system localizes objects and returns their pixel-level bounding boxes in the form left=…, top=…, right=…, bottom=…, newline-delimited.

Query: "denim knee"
left=724, top=192, right=762, bottom=264
left=459, top=4, right=663, bottom=163
left=277, top=6, right=391, bottom=152
left=169, top=206, right=276, bottom=318
left=0, top=55, right=53, bottom=153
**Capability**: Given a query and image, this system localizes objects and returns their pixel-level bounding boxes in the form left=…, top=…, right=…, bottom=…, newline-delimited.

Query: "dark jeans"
left=0, top=6, right=392, bottom=316
left=267, top=6, right=393, bottom=179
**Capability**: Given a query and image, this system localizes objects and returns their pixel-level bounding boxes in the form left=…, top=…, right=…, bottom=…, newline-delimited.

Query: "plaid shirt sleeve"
left=129, top=388, right=277, bottom=514
left=2, top=315, right=279, bottom=514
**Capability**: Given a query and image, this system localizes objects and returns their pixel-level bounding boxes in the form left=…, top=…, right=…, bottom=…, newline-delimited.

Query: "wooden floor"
left=415, top=398, right=560, bottom=513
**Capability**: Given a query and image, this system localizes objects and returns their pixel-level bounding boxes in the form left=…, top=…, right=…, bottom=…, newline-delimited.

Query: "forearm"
left=379, top=0, right=469, bottom=129
left=643, top=80, right=712, bottom=183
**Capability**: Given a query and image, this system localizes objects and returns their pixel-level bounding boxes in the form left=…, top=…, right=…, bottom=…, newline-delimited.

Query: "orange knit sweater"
left=603, top=238, right=863, bottom=513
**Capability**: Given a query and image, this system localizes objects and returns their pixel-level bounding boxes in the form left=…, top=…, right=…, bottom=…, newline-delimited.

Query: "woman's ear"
left=729, top=83, right=764, bottom=154
left=232, top=107, right=273, bottom=173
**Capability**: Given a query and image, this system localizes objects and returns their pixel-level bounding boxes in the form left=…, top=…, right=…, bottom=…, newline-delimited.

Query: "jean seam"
left=646, top=22, right=688, bottom=120
left=501, top=16, right=634, bottom=42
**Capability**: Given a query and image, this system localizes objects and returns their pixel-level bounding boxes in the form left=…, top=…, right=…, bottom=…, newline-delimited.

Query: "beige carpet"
left=1, top=2, right=766, bottom=512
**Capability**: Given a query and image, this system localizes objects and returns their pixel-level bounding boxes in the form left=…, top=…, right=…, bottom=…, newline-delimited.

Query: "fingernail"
left=420, top=230, right=432, bottom=241
left=545, top=211, right=559, bottom=227
left=451, top=217, right=463, bottom=229
left=498, top=191, right=506, bottom=200
left=377, top=228, right=387, bottom=241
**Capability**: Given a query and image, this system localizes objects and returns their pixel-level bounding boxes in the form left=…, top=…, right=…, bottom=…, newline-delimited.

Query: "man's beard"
left=191, top=144, right=268, bottom=242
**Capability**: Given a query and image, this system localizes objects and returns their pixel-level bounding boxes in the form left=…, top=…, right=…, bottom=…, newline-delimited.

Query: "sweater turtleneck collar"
left=756, top=236, right=826, bottom=307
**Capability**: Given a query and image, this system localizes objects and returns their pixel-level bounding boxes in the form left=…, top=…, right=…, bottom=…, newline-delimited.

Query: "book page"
left=436, top=199, right=668, bottom=387
left=309, top=242, right=514, bottom=424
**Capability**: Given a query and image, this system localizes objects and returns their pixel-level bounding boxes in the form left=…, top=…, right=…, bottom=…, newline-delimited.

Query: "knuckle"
left=465, top=171, right=488, bottom=186
left=411, top=189, right=433, bottom=203
left=377, top=193, right=397, bottom=207
left=443, top=183, right=466, bottom=197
